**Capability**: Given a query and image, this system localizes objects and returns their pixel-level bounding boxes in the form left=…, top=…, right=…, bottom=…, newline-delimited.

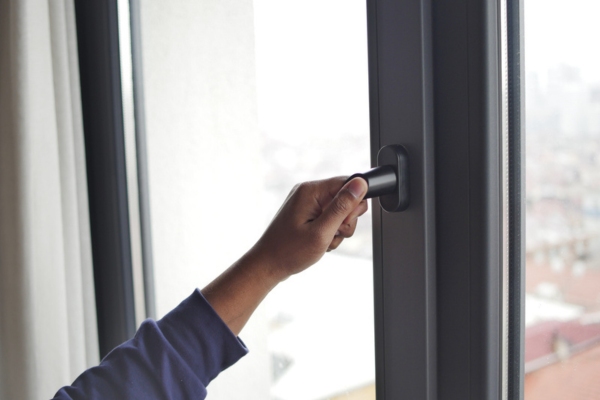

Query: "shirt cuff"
left=156, top=289, right=249, bottom=387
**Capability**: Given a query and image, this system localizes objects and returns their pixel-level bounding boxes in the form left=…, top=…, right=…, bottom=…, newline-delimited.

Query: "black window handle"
left=347, top=144, right=409, bottom=212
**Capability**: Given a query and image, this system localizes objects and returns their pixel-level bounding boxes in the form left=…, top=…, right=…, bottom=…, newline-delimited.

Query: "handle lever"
left=347, top=165, right=397, bottom=199
left=347, top=144, right=409, bottom=212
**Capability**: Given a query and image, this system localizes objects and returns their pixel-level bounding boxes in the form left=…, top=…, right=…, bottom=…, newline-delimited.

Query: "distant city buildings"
left=525, top=64, right=600, bottom=399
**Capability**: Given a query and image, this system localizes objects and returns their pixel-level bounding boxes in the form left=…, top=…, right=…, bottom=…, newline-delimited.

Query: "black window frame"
left=368, top=0, right=523, bottom=398
left=75, top=0, right=136, bottom=358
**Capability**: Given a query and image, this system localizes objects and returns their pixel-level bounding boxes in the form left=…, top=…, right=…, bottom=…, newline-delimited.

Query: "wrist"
left=240, top=246, right=286, bottom=290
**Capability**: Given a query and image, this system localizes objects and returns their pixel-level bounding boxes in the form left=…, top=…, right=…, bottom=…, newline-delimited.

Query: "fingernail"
left=335, top=230, right=341, bottom=236
left=347, top=178, right=367, bottom=199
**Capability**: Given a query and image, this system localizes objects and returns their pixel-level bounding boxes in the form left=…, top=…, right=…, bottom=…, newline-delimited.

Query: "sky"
left=525, top=0, right=600, bottom=85
left=252, top=0, right=600, bottom=145
left=252, top=0, right=370, bottom=143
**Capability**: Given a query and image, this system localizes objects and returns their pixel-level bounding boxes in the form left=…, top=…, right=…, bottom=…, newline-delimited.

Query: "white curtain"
left=0, top=1, right=99, bottom=399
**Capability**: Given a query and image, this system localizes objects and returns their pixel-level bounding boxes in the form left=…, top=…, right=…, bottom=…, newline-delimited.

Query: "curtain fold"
left=0, top=1, right=99, bottom=399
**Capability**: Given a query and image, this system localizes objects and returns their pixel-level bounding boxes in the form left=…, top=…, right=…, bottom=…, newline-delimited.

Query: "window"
left=135, top=1, right=374, bottom=398
left=523, top=0, right=600, bottom=398
left=77, top=0, right=534, bottom=398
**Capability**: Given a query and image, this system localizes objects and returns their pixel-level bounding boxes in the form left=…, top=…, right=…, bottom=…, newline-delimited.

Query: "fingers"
left=337, top=217, right=358, bottom=239
left=316, top=178, right=368, bottom=238
left=329, top=192, right=368, bottom=252
left=327, top=235, right=344, bottom=252
left=343, top=199, right=368, bottom=224
left=335, top=200, right=367, bottom=236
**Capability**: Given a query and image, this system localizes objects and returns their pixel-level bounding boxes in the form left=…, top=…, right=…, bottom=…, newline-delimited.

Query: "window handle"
left=347, top=144, right=409, bottom=212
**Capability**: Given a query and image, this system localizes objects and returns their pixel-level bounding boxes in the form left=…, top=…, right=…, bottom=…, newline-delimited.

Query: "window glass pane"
left=138, top=1, right=374, bottom=399
left=525, top=0, right=600, bottom=397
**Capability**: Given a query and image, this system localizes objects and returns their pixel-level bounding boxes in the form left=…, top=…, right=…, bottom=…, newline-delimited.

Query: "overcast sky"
left=253, top=0, right=600, bottom=144
left=525, top=0, right=600, bottom=85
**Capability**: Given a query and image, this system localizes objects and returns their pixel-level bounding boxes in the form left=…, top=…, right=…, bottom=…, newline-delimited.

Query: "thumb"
left=317, top=177, right=368, bottom=236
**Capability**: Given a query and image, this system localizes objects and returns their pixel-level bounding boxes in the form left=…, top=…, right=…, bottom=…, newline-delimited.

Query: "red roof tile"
left=525, top=342, right=600, bottom=400
left=526, top=256, right=600, bottom=309
left=526, top=319, right=600, bottom=373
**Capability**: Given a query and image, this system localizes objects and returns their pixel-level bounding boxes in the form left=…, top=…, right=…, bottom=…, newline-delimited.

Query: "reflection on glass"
left=525, top=0, right=600, bottom=398
left=140, top=0, right=374, bottom=399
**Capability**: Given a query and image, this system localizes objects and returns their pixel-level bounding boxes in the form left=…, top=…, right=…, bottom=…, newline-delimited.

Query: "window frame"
left=128, top=0, right=157, bottom=320
left=75, top=0, right=524, bottom=394
left=367, top=0, right=523, bottom=398
left=74, top=0, right=156, bottom=357
left=506, top=0, right=525, bottom=397
left=75, top=0, right=137, bottom=357
left=367, top=0, right=437, bottom=397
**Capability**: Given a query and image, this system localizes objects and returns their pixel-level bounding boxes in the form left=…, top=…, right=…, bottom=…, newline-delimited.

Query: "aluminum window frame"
left=367, top=0, right=523, bottom=398
left=74, top=0, right=155, bottom=358
left=506, top=0, right=525, bottom=397
left=75, top=0, right=136, bottom=357
left=75, top=0, right=524, bottom=394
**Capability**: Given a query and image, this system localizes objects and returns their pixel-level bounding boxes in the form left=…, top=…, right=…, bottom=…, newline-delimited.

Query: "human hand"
left=201, top=176, right=368, bottom=335
left=249, top=176, right=369, bottom=284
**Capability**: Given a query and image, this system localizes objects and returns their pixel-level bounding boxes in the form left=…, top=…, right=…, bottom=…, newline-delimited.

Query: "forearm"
left=201, top=249, right=281, bottom=336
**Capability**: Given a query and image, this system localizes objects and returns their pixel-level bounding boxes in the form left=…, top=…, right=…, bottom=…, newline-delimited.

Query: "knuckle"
left=295, top=181, right=312, bottom=196
left=338, top=224, right=354, bottom=238
left=292, top=182, right=304, bottom=193
left=345, top=227, right=355, bottom=238
left=287, top=183, right=302, bottom=199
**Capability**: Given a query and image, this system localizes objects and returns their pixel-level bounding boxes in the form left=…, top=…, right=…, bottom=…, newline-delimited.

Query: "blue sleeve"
left=52, top=289, right=248, bottom=400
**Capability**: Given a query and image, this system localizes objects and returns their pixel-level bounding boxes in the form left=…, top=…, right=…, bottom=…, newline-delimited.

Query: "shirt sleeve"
left=52, top=289, right=248, bottom=400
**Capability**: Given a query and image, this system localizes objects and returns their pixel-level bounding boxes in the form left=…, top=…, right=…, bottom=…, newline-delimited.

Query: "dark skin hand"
left=201, top=176, right=369, bottom=335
